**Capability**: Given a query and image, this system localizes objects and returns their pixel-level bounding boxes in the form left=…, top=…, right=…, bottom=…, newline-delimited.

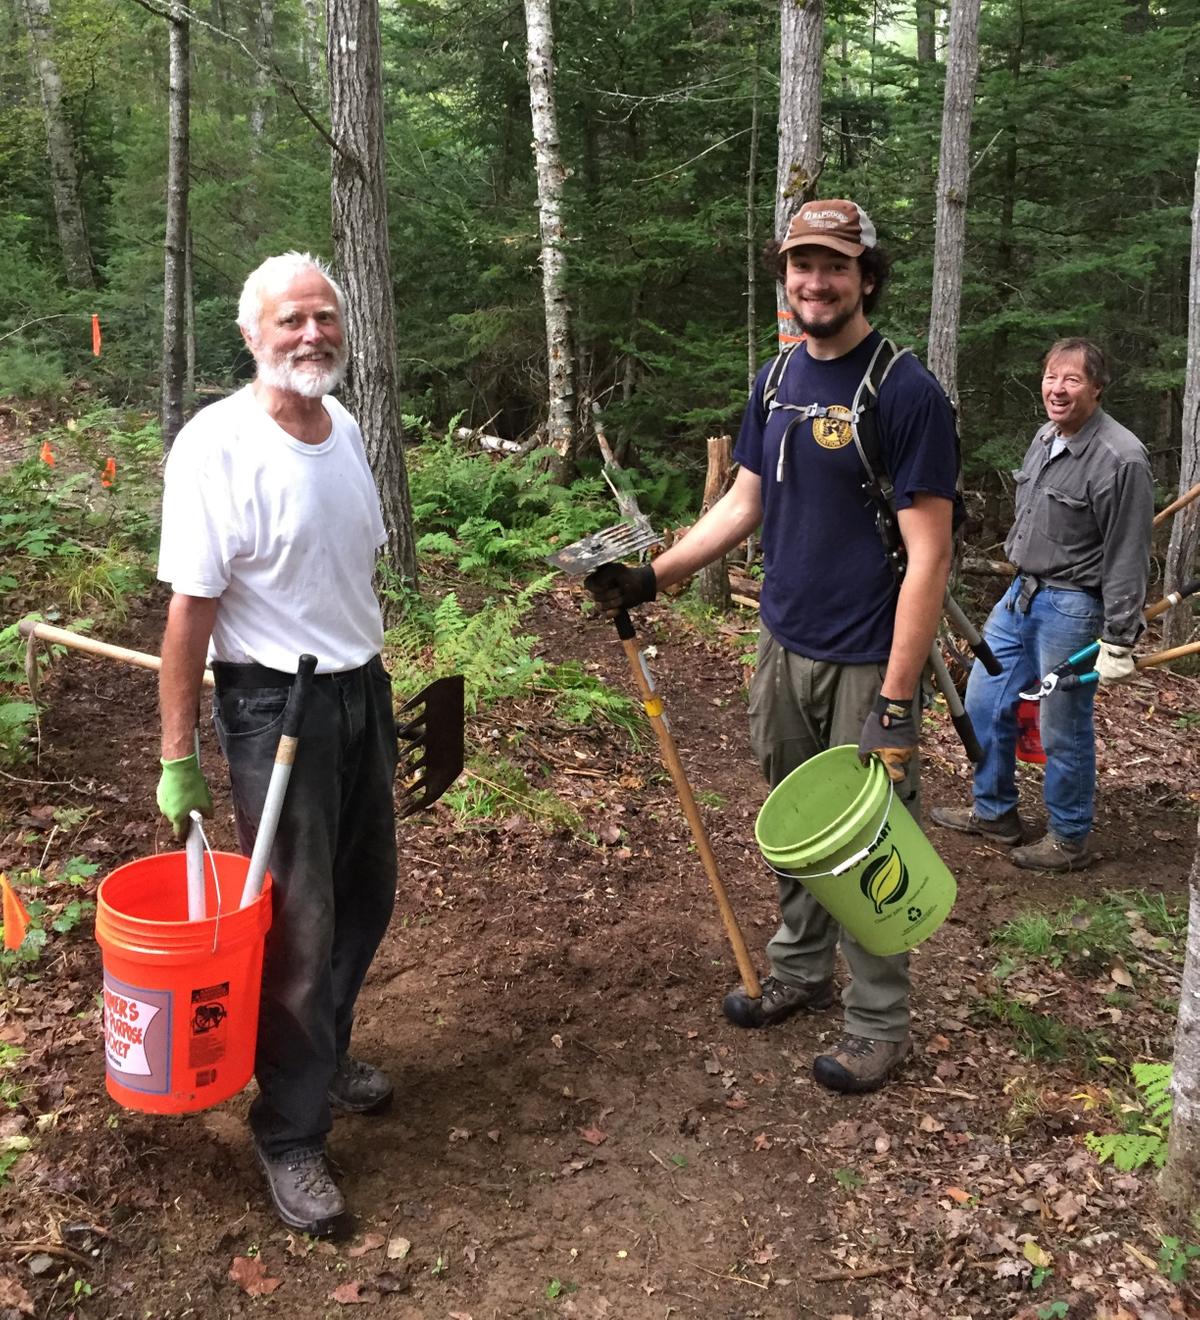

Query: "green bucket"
left=755, top=745, right=956, bottom=956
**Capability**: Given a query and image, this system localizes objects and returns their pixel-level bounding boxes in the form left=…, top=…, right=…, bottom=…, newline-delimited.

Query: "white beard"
left=256, top=345, right=348, bottom=399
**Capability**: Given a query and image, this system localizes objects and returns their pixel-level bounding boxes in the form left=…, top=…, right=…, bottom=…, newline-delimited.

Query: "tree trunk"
left=250, top=0, right=274, bottom=145
left=926, top=0, right=981, bottom=407
left=1161, top=813, right=1200, bottom=1215
left=916, top=0, right=937, bottom=69
left=1163, top=138, right=1200, bottom=650
left=19, top=0, right=95, bottom=289
left=746, top=51, right=761, bottom=395
left=184, top=222, right=195, bottom=398
left=697, top=437, right=734, bottom=610
left=523, top=0, right=578, bottom=482
left=775, top=0, right=824, bottom=347
left=161, top=9, right=189, bottom=451
left=328, top=0, right=417, bottom=584
left=300, top=0, right=322, bottom=93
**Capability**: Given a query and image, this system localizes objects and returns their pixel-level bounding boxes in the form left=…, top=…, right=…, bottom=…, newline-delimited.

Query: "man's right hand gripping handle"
left=157, top=754, right=214, bottom=839
left=583, top=562, right=657, bottom=612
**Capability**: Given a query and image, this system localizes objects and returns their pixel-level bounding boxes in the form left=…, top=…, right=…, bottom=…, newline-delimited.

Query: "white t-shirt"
left=157, top=386, right=387, bottom=672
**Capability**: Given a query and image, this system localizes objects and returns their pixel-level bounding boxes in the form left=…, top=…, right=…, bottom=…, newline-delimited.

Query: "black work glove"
left=857, top=694, right=917, bottom=784
left=583, top=562, right=657, bottom=612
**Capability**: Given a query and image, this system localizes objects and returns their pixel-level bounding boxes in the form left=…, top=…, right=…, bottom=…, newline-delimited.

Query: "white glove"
left=1096, top=641, right=1136, bottom=685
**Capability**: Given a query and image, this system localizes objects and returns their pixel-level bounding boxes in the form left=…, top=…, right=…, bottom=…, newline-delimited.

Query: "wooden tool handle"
left=1153, top=481, right=1200, bottom=528
left=18, top=618, right=215, bottom=688
left=615, top=617, right=761, bottom=999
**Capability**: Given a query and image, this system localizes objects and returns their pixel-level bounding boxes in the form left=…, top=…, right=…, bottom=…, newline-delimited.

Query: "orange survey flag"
left=101, top=456, right=116, bottom=488
left=91, top=313, right=101, bottom=357
left=1, top=874, right=30, bottom=951
left=39, top=441, right=55, bottom=467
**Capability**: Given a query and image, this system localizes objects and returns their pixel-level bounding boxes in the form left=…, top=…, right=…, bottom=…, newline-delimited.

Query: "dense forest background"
left=3, top=0, right=1199, bottom=492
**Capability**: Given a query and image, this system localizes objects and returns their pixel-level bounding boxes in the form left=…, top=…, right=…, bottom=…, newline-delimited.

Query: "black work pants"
left=213, top=656, right=398, bottom=1156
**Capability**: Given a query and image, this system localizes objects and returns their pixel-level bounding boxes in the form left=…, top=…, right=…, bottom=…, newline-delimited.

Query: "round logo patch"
left=812, top=404, right=853, bottom=449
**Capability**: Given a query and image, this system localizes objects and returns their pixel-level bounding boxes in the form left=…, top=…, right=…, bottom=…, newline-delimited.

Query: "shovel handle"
left=612, top=611, right=762, bottom=999
left=17, top=618, right=215, bottom=686
left=239, top=654, right=318, bottom=909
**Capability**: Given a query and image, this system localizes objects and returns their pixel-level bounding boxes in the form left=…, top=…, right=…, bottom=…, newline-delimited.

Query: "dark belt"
left=212, top=661, right=341, bottom=690
left=1010, top=572, right=1102, bottom=615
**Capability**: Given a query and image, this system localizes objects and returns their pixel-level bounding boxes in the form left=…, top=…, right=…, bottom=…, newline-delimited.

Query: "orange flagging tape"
left=1, top=874, right=30, bottom=950
left=39, top=441, right=55, bottom=467
left=101, top=456, right=116, bottom=488
left=91, top=313, right=101, bottom=357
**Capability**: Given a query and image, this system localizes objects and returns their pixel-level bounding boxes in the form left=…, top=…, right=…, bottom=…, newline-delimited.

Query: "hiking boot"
left=722, top=975, right=835, bottom=1029
left=256, top=1145, right=345, bottom=1235
left=929, top=804, right=1023, bottom=846
left=813, top=1033, right=910, bottom=1094
left=328, top=1055, right=393, bottom=1114
left=1011, top=832, right=1093, bottom=872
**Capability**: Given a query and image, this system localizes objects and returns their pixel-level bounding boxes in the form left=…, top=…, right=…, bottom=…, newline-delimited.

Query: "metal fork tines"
left=545, top=516, right=660, bottom=577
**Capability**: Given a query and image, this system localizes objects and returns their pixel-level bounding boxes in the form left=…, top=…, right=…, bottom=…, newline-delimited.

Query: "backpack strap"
left=760, top=343, right=799, bottom=418
left=849, top=336, right=911, bottom=498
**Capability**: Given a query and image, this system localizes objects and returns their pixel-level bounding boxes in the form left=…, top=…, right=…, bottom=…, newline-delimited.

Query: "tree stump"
left=697, top=435, right=733, bottom=610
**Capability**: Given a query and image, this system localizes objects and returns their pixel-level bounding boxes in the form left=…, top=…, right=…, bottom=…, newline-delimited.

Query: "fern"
left=1132, top=1061, right=1174, bottom=1121
left=1085, top=1062, right=1173, bottom=1171
left=1084, top=1130, right=1167, bottom=1171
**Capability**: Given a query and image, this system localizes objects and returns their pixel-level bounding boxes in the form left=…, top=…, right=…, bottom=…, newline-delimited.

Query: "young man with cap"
left=930, top=338, right=1153, bottom=870
left=585, top=200, right=959, bottom=1093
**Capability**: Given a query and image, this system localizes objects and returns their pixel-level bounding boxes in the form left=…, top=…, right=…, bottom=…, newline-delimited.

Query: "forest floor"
left=1, top=568, right=1199, bottom=1320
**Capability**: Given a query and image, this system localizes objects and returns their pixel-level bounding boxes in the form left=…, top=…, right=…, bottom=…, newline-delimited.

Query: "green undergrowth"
left=976, top=990, right=1114, bottom=1071
left=0, top=853, right=99, bottom=974
left=992, top=889, right=1185, bottom=975
left=0, top=406, right=163, bottom=766
left=380, top=574, right=640, bottom=743
left=1084, top=1061, right=1174, bottom=1171
left=442, top=755, right=581, bottom=832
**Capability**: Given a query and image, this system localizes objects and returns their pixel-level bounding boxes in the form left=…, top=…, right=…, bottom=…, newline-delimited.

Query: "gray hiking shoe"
left=813, top=1033, right=910, bottom=1094
left=328, top=1055, right=393, bottom=1114
left=722, top=975, right=835, bottom=1029
left=929, top=804, right=1023, bottom=846
left=256, top=1145, right=345, bottom=1235
left=1011, top=832, right=1092, bottom=872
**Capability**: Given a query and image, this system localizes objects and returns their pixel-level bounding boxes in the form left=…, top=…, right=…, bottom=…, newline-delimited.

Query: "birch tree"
left=160, top=5, right=189, bottom=450
left=524, top=0, right=578, bottom=482
left=327, top=0, right=416, bottom=583
left=926, top=0, right=981, bottom=405
left=775, top=0, right=824, bottom=346
left=19, top=0, right=95, bottom=288
left=1161, top=814, right=1200, bottom=1213
left=1162, top=140, right=1200, bottom=651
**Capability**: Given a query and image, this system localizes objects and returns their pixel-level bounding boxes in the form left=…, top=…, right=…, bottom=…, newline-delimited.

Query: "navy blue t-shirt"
left=734, top=331, right=958, bottom=664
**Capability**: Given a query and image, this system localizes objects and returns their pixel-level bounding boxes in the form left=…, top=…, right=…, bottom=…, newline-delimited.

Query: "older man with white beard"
left=156, top=252, right=398, bottom=1236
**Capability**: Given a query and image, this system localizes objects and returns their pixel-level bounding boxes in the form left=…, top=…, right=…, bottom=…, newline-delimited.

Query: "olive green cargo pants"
left=747, top=629, right=919, bottom=1041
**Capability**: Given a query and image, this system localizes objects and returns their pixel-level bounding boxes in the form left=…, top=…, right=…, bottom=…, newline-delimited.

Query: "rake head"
left=545, top=515, right=661, bottom=577
left=396, top=674, right=465, bottom=817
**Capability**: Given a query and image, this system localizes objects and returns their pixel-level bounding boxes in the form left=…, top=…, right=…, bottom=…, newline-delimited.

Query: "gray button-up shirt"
left=1004, top=406, right=1153, bottom=646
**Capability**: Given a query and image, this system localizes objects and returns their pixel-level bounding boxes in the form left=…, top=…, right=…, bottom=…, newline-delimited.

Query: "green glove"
left=156, top=754, right=213, bottom=839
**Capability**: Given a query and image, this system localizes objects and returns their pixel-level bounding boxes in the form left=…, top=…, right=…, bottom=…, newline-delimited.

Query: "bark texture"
left=19, top=0, right=94, bottom=289
left=328, top=0, right=417, bottom=583
left=250, top=0, right=274, bottom=144
left=926, top=0, right=981, bottom=406
left=746, top=52, right=762, bottom=394
left=1163, top=139, right=1200, bottom=649
left=160, top=9, right=189, bottom=451
left=1161, top=814, right=1200, bottom=1214
left=775, top=0, right=824, bottom=346
left=697, top=436, right=733, bottom=610
left=523, top=0, right=578, bottom=481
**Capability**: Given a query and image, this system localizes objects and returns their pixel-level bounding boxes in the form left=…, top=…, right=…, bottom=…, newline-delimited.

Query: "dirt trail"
left=1, top=584, right=1197, bottom=1319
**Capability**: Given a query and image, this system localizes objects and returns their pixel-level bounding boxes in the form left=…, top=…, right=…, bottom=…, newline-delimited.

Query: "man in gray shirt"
left=931, top=338, right=1153, bottom=870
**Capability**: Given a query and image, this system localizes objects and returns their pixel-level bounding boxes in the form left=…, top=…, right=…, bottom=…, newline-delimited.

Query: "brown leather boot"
left=812, top=1034, right=910, bottom=1094
left=929, top=804, right=1023, bottom=845
left=1011, top=832, right=1092, bottom=871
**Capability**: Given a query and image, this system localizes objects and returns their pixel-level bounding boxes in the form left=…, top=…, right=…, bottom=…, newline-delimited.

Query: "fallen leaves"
left=229, top=1255, right=281, bottom=1296
left=330, top=1280, right=373, bottom=1304
left=578, top=1126, right=608, bottom=1146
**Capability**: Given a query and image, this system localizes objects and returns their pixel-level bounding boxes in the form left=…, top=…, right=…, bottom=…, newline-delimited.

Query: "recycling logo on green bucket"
left=859, top=846, right=909, bottom=915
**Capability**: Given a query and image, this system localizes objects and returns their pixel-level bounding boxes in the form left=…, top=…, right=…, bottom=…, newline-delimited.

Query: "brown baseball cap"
left=779, top=199, right=878, bottom=257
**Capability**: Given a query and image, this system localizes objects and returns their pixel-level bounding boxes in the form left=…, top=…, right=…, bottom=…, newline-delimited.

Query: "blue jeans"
left=965, top=581, right=1103, bottom=842
left=214, top=657, right=398, bottom=1156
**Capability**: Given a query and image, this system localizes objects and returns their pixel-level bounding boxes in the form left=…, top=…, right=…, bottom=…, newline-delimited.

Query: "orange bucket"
left=95, top=851, right=272, bottom=1115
